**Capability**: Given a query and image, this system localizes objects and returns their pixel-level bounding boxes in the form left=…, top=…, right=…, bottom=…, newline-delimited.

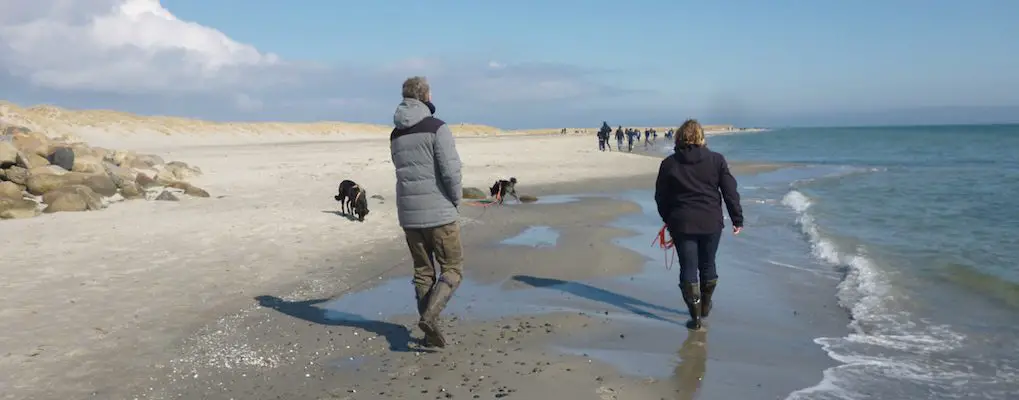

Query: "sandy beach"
left=1, top=105, right=834, bottom=400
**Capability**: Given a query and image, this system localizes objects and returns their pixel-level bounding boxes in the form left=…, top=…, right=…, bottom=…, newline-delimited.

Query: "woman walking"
left=654, top=119, right=744, bottom=330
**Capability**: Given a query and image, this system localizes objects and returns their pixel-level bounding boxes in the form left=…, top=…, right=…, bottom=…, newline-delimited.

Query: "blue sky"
left=1, top=0, right=1017, bottom=128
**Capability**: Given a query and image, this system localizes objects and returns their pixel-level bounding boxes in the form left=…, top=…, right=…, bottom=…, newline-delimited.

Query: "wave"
left=777, top=190, right=1009, bottom=399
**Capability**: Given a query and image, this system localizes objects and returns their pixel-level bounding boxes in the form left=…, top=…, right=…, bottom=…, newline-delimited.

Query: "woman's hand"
left=733, top=226, right=742, bottom=235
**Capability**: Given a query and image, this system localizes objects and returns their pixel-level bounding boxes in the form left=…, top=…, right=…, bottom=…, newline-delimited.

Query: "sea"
left=664, top=125, right=1019, bottom=400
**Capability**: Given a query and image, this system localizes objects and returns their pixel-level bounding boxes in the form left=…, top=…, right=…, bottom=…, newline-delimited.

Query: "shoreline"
left=139, top=171, right=843, bottom=400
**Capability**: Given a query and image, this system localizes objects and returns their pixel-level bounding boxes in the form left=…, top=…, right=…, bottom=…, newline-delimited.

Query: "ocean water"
left=667, top=125, right=1019, bottom=399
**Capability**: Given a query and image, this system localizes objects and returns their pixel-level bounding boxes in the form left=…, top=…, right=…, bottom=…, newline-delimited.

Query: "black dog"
left=489, top=177, right=519, bottom=204
left=334, top=180, right=370, bottom=221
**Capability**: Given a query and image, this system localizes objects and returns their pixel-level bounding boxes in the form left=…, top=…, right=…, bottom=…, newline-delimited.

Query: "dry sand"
left=0, top=130, right=669, bottom=399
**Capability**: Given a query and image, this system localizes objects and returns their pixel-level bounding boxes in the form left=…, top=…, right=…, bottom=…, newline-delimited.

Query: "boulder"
left=42, top=185, right=104, bottom=213
left=0, top=197, right=39, bottom=219
left=47, top=147, right=75, bottom=170
left=156, top=161, right=202, bottom=182
left=28, top=165, right=67, bottom=176
left=165, top=181, right=210, bottom=198
left=519, top=194, right=539, bottom=203
left=69, top=143, right=103, bottom=159
left=105, top=149, right=134, bottom=166
left=11, top=131, right=51, bottom=157
left=1, top=124, right=31, bottom=136
left=463, top=187, right=487, bottom=200
left=26, top=171, right=117, bottom=197
left=4, top=166, right=28, bottom=185
left=119, top=181, right=145, bottom=199
left=0, top=141, right=18, bottom=167
left=131, top=154, right=165, bottom=169
left=155, top=190, right=179, bottom=201
left=104, top=162, right=138, bottom=188
left=0, top=181, right=24, bottom=199
left=16, top=151, right=49, bottom=169
left=135, top=173, right=158, bottom=188
left=71, top=155, right=104, bottom=174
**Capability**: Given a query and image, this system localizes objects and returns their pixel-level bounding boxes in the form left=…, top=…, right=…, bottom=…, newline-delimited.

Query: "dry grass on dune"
left=0, top=100, right=738, bottom=139
left=0, top=101, right=518, bottom=138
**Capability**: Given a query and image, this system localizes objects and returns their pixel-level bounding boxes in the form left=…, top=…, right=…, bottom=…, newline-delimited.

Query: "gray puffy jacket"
left=389, top=98, right=463, bottom=229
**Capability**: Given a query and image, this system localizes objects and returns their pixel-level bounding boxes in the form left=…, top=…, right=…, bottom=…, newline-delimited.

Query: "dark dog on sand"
left=489, top=177, right=519, bottom=204
left=334, top=180, right=370, bottom=221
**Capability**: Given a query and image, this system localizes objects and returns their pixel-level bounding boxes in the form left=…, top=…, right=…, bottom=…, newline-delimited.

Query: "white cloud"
left=0, top=0, right=643, bottom=126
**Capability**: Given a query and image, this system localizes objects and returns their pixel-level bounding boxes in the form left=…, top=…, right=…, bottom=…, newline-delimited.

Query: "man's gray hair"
left=402, top=76, right=430, bottom=101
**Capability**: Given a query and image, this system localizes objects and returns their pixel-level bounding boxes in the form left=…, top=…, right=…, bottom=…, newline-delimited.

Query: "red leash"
left=651, top=225, right=676, bottom=270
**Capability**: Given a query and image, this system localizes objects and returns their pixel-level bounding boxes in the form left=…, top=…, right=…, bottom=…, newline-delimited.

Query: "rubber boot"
left=414, top=285, right=431, bottom=317
left=700, top=280, right=718, bottom=318
left=680, top=282, right=702, bottom=330
left=419, top=279, right=457, bottom=348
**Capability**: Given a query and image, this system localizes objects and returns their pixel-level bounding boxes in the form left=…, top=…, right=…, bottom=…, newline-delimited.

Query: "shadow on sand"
left=255, top=295, right=429, bottom=353
left=673, top=330, right=708, bottom=400
left=321, top=210, right=361, bottom=222
left=511, top=275, right=685, bottom=325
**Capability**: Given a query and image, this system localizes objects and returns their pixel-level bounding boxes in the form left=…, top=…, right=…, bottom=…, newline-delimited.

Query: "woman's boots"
left=679, top=282, right=702, bottom=330
left=700, top=279, right=717, bottom=318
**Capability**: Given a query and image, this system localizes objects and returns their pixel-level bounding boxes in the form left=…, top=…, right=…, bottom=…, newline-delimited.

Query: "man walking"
left=390, top=76, right=464, bottom=348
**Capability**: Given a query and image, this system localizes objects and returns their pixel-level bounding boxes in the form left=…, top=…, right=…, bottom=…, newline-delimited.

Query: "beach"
left=2, top=112, right=845, bottom=400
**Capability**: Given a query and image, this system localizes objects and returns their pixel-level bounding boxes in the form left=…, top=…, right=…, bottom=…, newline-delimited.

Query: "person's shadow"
left=673, top=330, right=708, bottom=400
left=511, top=275, right=685, bottom=325
left=255, top=295, right=428, bottom=353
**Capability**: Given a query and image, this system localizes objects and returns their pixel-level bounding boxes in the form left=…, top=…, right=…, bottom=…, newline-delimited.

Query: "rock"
left=47, top=147, right=75, bottom=170
left=119, top=181, right=145, bottom=199
left=103, top=162, right=138, bottom=188
left=132, top=154, right=165, bottom=168
left=28, top=165, right=67, bottom=176
left=105, top=150, right=134, bottom=166
left=16, top=151, right=49, bottom=169
left=26, top=171, right=117, bottom=197
left=69, top=143, right=103, bottom=159
left=463, top=187, right=487, bottom=200
left=1, top=124, right=31, bottom=136
left=155, top=190, right=179, bottom=201
left=71, top=155, right=104, bottom=174
left=135, top=173, right=158, bottom=188
left=519, top=195, right=539, bottom=203
left=371, top=194, right=385, bottom=201
left=0, top=197, right=39, bottom=219
left=165, top=181, right=210, bottom=198
left=42, top=185, right=104, bottom=213
left=0, top=168, right=5, bottom=181
left=0, top=141, right=18, bottom=167
left=4, top=166, right=28, bottom=185
left=11, top=130, right=52, bottom=156
left=0, top=181, right=24, bottom=199
left=156, top=161, right=202, bottom=182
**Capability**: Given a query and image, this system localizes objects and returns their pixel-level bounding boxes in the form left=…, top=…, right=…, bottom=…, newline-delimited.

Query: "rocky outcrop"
left=0, top=123, right=213, bottom=219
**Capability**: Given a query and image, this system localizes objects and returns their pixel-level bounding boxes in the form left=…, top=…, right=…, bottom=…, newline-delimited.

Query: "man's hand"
left=733, top=226, right=743, bottom=235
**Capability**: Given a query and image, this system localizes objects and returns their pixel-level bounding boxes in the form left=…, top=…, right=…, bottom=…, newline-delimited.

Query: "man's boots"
left=680, top=282, right=703, bottom=330
left=700, top=280, right=718, bottom=318
left=414, top=285, right=431, bottom=317
left=419, top=278, right=458, bottom=348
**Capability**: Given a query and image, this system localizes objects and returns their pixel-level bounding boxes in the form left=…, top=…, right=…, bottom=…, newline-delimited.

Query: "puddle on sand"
left=315, top=188, right=708, bottom=377
left=500, top=225, right=560, bottom=248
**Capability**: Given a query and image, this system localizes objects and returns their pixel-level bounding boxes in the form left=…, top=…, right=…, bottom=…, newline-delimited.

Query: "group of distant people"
left=596, top=122, right=675, bottom=152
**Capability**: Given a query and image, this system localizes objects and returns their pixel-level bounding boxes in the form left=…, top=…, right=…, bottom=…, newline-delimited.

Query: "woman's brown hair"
left=676, top=119, right=706, bottom=147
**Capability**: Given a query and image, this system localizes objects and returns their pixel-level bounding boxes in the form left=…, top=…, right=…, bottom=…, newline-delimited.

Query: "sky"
left=1, top=0, right=1017, bottom=128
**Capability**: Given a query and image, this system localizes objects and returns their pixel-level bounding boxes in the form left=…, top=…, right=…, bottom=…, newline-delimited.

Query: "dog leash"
left=651, top=224, right=675, bottom=270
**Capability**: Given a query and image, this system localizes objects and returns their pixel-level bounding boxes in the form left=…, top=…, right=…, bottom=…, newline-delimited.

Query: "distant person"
left=653, top=119, right=743, bottom=331
left=598, top=122, right=611, bottom=151
left=390, top=76, right=464, bottom=348
left=615, top=127, right=624, bottom=149
left=627, top=128, right=636, bottom=152
left=644, top=128, right=651, bottom=149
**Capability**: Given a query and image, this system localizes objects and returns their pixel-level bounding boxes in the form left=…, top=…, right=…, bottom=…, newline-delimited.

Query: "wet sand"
left=132, top=174, right=843, bottom=400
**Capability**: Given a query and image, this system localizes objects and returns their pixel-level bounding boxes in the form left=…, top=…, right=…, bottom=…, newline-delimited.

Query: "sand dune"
left=1, top=100, right=746, bottom=147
